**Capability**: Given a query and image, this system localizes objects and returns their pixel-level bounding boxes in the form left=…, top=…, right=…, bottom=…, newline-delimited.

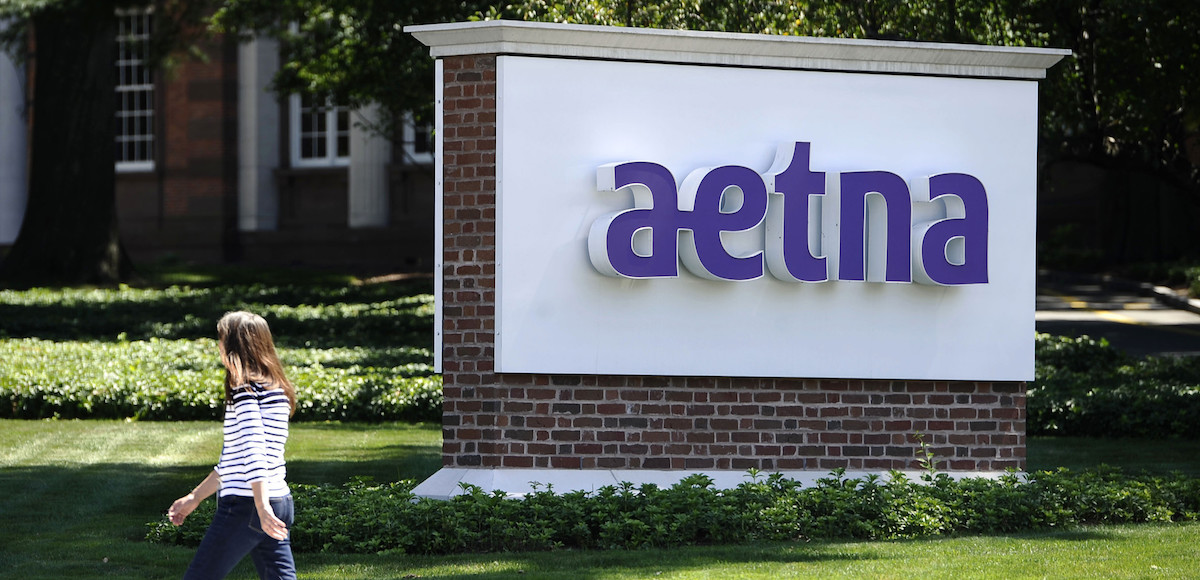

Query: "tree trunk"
left=0, top=1, right=133, bottom=288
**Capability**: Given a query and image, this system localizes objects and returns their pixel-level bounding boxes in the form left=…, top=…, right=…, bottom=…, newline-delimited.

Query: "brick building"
left=0, top=11, right=435, bottom=273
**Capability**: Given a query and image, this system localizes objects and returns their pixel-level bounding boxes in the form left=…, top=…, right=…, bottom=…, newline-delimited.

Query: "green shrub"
left=0, top=280, right=441, bottom=422
left=0, top=338, right=441, bottom=422
left=1029, top=333, right=1200, bottom=438
left=145, top=468, right=1200, bottom=555
left=0, top=281, right=433, bottom=348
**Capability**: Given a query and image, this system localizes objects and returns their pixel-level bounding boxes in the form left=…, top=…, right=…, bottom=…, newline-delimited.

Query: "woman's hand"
left=251, top=480, right=288, bottom=540
left=256, top=503, right=289, bottom=540
left=168, top=469, right=220, bottom=526
left=167, top=495, right=197, bottom=526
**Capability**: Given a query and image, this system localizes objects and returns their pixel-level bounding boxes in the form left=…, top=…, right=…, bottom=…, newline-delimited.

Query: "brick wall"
left=117, top=34, right=239, bottom=263
left=440, top=54, right=1026, bottom=473
left=160, top=35, right=238, bottom=225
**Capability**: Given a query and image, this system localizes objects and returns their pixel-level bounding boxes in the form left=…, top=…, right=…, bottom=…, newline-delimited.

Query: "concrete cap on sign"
left=406, top=20, right=1070, bottom=80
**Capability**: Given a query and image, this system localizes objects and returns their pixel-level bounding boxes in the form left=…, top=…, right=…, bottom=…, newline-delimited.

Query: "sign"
left=493, top=54, right=1036, bottom=381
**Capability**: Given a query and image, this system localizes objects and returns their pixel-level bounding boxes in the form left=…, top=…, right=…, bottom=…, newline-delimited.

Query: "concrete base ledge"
left=412, top=468, right=1016, bottom=500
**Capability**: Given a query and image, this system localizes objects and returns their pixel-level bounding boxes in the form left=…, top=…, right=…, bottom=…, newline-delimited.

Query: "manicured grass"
left=4, top=420, right=1200, bottom=579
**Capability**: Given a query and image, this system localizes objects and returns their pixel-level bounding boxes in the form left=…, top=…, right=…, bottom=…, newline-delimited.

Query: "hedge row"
left=146, top=467, right=1200, bottom=554
left=1, top=281, right=441, bottom=422
left=0, top=283, right=434, bottom=348
left=0, top=338, right=441, bottom=422
left=1030, top=333, right=1200, bottom=438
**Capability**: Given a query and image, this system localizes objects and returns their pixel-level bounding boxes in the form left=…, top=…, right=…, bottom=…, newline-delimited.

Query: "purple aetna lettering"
left=916, top=173, right=989, bottom=285
left=765, top=142, right=827, bottom=282
left=838, top=171, right=912, bottom=283
left=681, top=165, right=768, bottom=281
left=588, top=162, right=681, bottom=278
left=589, top=143, right=989, bottom=286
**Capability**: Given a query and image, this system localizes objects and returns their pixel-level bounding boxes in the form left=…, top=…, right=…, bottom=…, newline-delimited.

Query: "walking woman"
left=167, top=311, right=298, bottom=579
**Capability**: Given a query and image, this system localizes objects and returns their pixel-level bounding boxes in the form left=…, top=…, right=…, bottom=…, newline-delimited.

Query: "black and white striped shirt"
left=216, top=383, right=290, bottom=498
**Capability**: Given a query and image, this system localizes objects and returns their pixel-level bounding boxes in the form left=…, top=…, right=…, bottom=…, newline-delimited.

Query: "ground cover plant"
left=144, top=467, right=1200, bottom=556
left=0, top=337, right=440, bottom=421
left=1030, top=333, right=1200, bottom=438
left=0, top=269, right=440, bottom=422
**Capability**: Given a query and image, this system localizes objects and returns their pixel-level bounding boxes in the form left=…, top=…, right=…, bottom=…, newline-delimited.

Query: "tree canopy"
left=481, top=0, right=1199, bottom=190
left=209, top=0, right=492, bottom=133
left=1, top=0, right=1196, bottom=285
left=5, top=0, right=1194, bottom=178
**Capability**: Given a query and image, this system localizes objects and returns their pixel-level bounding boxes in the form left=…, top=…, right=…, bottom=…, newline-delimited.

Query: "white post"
left=0, top=21, right=27, bottom=244
left=348, top=102, right=392, bottom=228
left=236, top=37, right=280, bottom=231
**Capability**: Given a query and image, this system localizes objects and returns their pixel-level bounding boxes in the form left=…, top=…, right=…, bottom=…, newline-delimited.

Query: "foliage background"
left=2, top=0, right=1197, bottom=284
left=1030, top=333, right=1200, bottom=439
left=0, top=278, right=442, bottom=422
left=479, top=0, right=1200, bottom=195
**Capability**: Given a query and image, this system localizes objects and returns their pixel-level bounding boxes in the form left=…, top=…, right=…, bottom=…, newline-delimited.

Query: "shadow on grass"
left=286, top=422, right=442, bottom=485
left=1029, top=436, right=1200, bottom=476
left=291, top=445, right=440, bottom=485
left=0, top=462, right=215, bottom=549
left=288, top=451, right=442, bottom=486
left=0, top=457, right=440, bottom=579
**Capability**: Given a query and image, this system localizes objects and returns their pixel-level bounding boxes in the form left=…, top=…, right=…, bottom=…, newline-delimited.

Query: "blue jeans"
left=183, top=494, right=296, bottom=580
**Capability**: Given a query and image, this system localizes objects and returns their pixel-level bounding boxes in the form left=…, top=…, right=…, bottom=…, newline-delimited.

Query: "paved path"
left=1035, top=273, right=1200, bottom=357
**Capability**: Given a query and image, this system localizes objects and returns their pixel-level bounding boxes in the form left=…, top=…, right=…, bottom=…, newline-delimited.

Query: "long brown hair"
left=217, top=311, right=296, bottom=416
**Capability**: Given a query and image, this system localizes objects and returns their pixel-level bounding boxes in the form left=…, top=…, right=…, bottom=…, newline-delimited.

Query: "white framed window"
left=115, top=8, right=154, bottom=172
left=289, top=94, right=350, bottom=167
left=402, top=115, right=434, bottom=165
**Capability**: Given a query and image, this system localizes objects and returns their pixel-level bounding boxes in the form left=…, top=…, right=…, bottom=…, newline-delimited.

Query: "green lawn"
left=4, top=420, right=1200, bottom=579
left=0, top=420, right=440, bottom=579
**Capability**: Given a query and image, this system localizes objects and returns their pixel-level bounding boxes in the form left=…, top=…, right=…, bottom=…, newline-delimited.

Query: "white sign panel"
left=495, top=55, right=1036, bottom=381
